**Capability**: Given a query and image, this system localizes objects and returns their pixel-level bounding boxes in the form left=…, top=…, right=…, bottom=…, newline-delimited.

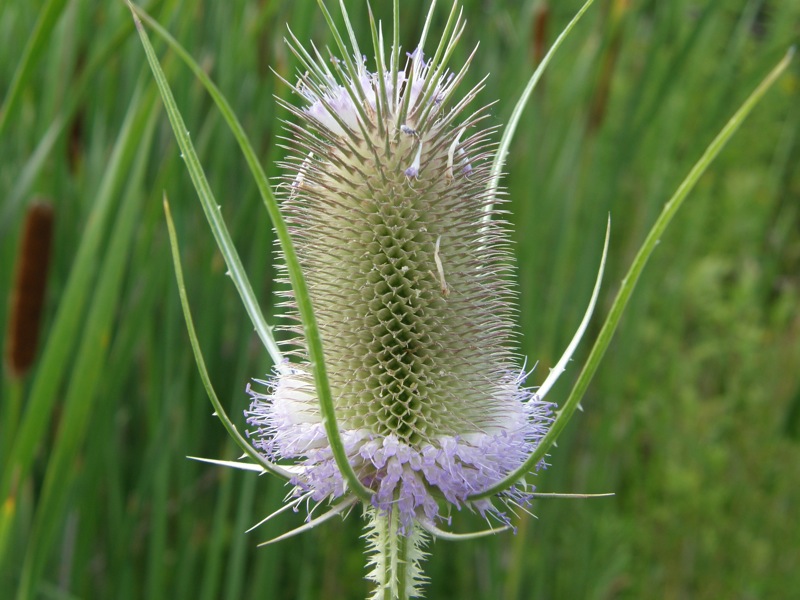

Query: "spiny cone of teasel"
left=246, top=6, right=553, bottom=533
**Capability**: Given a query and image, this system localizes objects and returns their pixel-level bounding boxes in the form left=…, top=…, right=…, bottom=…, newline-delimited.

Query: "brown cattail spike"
left=531, top=2, right=550, bottom=67
left=6, top=201, right=54, bottom=378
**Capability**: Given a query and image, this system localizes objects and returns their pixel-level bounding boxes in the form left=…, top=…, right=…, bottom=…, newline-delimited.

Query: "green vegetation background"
left=1, top=0, right=798, bottom=598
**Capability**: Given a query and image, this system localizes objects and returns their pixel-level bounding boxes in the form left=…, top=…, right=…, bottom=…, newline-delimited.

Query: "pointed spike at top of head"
left=314, top=0, right=371, bottom=124
left=415, top=2, right=463, bottom=120
left=417, top=0, right=439, bottom=57
left=338, top=0, right=363, bottom=72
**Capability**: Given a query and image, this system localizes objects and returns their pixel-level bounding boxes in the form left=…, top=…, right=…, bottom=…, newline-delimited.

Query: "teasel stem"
left=364, top=504, right=428, bottom=600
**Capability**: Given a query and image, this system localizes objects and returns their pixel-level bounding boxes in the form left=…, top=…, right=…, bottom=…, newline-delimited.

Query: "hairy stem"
left=364, top=506, right=429, bottom=600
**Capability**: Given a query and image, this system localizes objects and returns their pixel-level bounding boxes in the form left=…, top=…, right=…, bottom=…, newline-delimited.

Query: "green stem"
left=364, top=506, right=427, bottom=600
left=394, top=514, right=409, bottom=600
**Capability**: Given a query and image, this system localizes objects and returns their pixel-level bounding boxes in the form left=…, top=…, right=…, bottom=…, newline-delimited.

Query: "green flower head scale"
left=246, top=1, right=554, bottom=533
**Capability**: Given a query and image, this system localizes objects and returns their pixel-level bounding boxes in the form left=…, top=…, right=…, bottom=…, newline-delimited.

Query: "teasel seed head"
left=246, top=4, right=553, bottom=533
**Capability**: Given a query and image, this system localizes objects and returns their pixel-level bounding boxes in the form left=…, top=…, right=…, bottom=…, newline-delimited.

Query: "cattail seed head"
left=247, top=7, right=552, bottom=531
left=6, top=201, right=54, bottom=379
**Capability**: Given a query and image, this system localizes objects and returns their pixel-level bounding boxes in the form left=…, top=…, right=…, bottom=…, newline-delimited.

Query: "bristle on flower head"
left=246, top=2, right=553, bottom=532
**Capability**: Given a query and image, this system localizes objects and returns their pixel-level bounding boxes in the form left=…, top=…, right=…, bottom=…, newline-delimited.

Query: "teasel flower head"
left=240, top=1, right=605, bottom=597
left=249, top=4, right=544, bottom=525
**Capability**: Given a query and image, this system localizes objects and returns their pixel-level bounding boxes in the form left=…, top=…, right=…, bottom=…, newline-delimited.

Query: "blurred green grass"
left=1, top=1, right=798, bottom=598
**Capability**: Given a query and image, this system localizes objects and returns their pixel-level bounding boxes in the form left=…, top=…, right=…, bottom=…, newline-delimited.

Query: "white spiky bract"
left=244, top=2, right=554, bottom=597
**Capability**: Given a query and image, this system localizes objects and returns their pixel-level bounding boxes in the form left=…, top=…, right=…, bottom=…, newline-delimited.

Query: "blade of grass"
left=484, top=0, right=597, bottom=220
left=470, top=46, right=795, bottom=501
left=130, top=3, right=374, bottom=502
left=145, top=443, right=170, bottom=600
left=14, top=81, right=160, bottom=600
left=199, top=467, right=233, bottom=600
left=224, top=472, right=257, bottom=600
left=0, top=0, right=70, bottom=136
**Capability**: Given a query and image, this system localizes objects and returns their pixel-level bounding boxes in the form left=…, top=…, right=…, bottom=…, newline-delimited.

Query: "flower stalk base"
left=364, top=504, right=429, bottom=600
